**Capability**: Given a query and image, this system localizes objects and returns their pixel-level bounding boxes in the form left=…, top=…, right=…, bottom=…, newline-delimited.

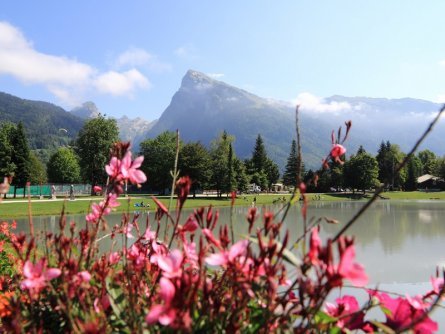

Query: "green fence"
left=6, top=184, right=92, bottom=197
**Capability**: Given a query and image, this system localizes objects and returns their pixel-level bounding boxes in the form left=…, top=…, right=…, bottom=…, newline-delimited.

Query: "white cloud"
left=438, top=60, right=445, bottom=68
left=0, top=21, right=151, bottom=105
left=293, top=92, right=352, bottom=114
left=115, top=48, right=153, bottom=68
left=207, top=73, right=224, bottom=79
left=174, top=44, right=198, bottom=60
left=94, top=69, right=150, bottom=96
left=114, top=47, right=171, bottom=72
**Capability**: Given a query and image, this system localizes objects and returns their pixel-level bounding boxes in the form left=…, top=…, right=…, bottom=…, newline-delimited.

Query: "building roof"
left=417, top=174, right=442, bottom=184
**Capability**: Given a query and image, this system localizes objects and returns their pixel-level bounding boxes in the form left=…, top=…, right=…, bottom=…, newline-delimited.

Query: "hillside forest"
left=1, top=116, right=444, bottom=197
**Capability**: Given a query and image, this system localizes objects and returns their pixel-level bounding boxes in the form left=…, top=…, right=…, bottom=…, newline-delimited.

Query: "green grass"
left=0, top=191, right=444, bottom=219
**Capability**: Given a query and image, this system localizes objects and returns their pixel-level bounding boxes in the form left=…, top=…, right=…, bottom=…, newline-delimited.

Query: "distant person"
left=51, top=185, right=56, bottom=199
left=252, top=196, right=257, bottom=207
left=69, top=184, right=75, bottom=200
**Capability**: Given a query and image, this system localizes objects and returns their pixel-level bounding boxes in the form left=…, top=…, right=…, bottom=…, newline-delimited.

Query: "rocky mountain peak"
left=70, top=101, right=101, bottom=119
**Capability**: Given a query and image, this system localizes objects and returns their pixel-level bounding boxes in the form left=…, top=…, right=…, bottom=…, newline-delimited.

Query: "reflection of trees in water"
left=306, top=201, right=445, bottom=255
left=10, top=201, right=445, bottom=257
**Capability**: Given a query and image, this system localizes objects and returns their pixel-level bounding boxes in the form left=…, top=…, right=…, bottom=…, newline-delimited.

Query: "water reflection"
left=10, top=201, right=445, bottom=284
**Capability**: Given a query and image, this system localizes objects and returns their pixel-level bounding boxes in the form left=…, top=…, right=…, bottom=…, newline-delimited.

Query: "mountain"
left=69, top=101, right=155, bottom=148
left=0, top=92, right=83, bottom=149
left=116, top=116, right=156, bottom=148
left=145, top=70, right=445, bottom=170
left=70, top=101, right=101, bottom=119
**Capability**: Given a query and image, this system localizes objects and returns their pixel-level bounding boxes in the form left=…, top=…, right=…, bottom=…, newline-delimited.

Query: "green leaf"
left=370, top=320, right=396, bottom=334
left=106, top=277, right=128, bottom=327
left=314, top=311, right=337, bottom=325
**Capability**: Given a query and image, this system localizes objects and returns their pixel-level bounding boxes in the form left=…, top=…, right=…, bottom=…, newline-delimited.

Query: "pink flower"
left=308, top=227, right=321, bottom=265
left=331, top=144, right=346, bottom=158
left=86, top=193, right=120, bottom=222
left=143, top=226, right=156, bottom=241
left=146, top=278, right=178, bottom=326
left=124, top=223, right=134, bottom=239
left=93, top=185, right=102, bottom=193
left=324, top=295, right=364, bottom=330
left=109, top=252, right=121, bottom=265
left=77, top=271, right=91, bottom=282
left=152, top=196, right=169, bottom=214
left=121, top=151, right=147, bottom=185
left=327, top=244, right=368, bottom=287
left=105, top=156, right=121, bottom=179
left=202, top=228, right=221, bottom=249
left=146, top=305, right=177, bottom=326
left=180, top=215, right=199, bottom=234
left=205, top=240, right=248, bottom=267
left=156, top=249, right=183, bottom=279
left=430, top=276, right=444, bottom=296
left=371, top=291, right=438, bottom=333
left=183, top=241, right=198, bottom=267
left=336, top=245, right=368, bottom=287
left=94, top=295, right=111, bottom=313
left=20, top=259, right=61, bottom=295
left=160, top=277, right=175, bottom=304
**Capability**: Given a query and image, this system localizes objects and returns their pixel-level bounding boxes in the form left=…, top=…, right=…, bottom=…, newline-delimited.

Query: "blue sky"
left=1, top=1, right=445, bottom=120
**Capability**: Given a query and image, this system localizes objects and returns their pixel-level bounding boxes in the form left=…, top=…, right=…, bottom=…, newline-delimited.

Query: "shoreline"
left=0, top=191, right=444, bottom=219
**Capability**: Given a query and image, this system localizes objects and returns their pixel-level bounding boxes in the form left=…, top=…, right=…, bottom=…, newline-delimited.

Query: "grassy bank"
left=0, top=191, right=444, bottom=219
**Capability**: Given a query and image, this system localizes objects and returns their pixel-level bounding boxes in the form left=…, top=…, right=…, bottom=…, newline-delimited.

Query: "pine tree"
left=251, top=134, right=267, bottom=173
left=283, top=140, right=303, bottom=187
left=11, top=122, right=31, bottom=198
left=0, top=123, right=16, bottom=178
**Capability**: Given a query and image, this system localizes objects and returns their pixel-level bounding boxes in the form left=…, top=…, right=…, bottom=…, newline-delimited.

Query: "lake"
left=9, top=200, right=445, bottom=326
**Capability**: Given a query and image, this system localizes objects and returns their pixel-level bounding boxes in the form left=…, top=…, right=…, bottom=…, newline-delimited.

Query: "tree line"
left=1, top=116, right=444, bottom=197
left=303, top=142, right=445, bottom=193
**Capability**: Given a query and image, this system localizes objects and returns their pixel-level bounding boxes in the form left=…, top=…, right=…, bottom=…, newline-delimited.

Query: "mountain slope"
left=145, top=70, right=445, bottom=170
left=0, top=92, right=84, bottom=149
left=146, top=70, right=350, bottom=169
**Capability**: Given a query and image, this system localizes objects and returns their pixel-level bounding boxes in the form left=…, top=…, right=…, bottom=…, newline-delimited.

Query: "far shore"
left=0, top=191, right=444, bottom=219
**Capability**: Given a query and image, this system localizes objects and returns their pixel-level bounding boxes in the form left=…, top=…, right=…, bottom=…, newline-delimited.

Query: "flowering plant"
left=0, top=125, right=443, bottom=333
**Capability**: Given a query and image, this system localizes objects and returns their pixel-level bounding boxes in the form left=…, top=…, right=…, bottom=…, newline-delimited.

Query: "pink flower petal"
left=228, top=240, right=248, bottom=262
left=160, top=277, right=175, bottom=304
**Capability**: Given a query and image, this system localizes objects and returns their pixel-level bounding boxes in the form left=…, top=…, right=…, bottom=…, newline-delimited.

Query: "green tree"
left=11, top=122, right=31, bottom=197
left=418, top=149, right=438, bottom=175
left=330, top=165, right=344, bottom=191
left=47, top=147, right=81, bottom=184
left=283, top=139, right=303, bottom=187
left=265, top=158, right=280, bottom=189
left=178, top=141, right=211, bottom=197
left=343, top=152, right=379, bottom=194
left=233, top=158, right=249, bottom=193
left=222, top=143, right=237, bottom=194
left=29, top=152, right=48, bottom=185
left=251, top=134, right=268, bottom=173
left=248, top=134, right=279, bottom=190
left=0, top=123, right=16, bottom=178
left=209, top=131, right=234, bottom=197
left=140, top=131, right=180, bottom=194
left=404, top=155, right=423, bottom=191
left=76, top=116, right=119, bottom=192
left=376, top=141, right=406, bottom=190
left=376, top=141, right=391, bottom=184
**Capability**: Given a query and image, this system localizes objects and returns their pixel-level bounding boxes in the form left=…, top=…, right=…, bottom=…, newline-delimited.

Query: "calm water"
left=9, top=200, right=445, bottom=325
left=10, top=200, right=445, bottom=284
